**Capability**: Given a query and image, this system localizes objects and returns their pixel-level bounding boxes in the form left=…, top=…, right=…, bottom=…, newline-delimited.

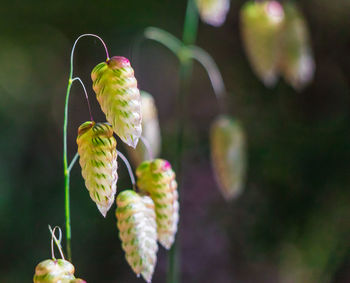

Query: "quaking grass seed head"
left=279, top=2, right=315, bottom=90
left=210, top=115, right=247, bottom=200
left=91, top=56, right=142, bottom=148
left=240, top=0, right=285, bottom=86
left=33, top=259, right=81, bottom=283
left=77, top=121, right=118, bottom=217
left=195, top=0, right=230, bottom=27
left=136, top=159, right=179, bottom=250
left=116, top=190, right=158, bottom=282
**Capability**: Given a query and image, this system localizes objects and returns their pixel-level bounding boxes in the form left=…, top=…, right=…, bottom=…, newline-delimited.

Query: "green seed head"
left=136, top=159, right=179, bottom=249
left=210, top=115, right=247, bottom=200
left=279, top=2, right=315, bottom=90
left=91, top=56, right=142, bottom=148
left=77, top=122, right=118, bottom=217
left=33, top=259, right=75, bottom=283
left=195, top=0, right=230, bottom=27
left=240, top=1, right=285, bottom=86
left=116, top=190, right=158, bottom=282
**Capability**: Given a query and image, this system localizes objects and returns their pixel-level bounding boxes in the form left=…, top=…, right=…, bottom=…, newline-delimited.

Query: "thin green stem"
left=167, top=1, right=199, bottom=282
left=116, top=150, right=136, bottom=190
left=63, top=79, right=72, bottom=261
left=68, top=152, right=79, bottom=172
left=71, top=77, right=93, bottom=121
left=63, top=34, right=109, bottom=261
left=182, top=0, right=199, bottom=46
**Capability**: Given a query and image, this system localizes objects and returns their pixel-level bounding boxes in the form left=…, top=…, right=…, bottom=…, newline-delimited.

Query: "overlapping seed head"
left=136, top=159, right=179, bottom=249
left=33, top=259, right=86, bottom=283
left=279, top=2, right=315, bottom=90
left=240, top=0, right=285, bottom=86
left=127, top=91, right=161, bottom=167
left=195, top=0, right=230, bottom=27
left=116, top=190, right=158, bottom=283
left=210, top=115, right=247, bottom=200
left=77, top=121, right=118, bottom=217
left=91, top=56, right=142, bottom=148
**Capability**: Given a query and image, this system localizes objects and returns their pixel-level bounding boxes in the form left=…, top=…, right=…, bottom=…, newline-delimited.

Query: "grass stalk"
left=167, top=0, right=199, bottom=282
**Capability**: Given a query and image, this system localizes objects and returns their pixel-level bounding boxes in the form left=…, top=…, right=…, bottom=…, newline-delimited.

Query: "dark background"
left=0, top=0, right=349, bottom=282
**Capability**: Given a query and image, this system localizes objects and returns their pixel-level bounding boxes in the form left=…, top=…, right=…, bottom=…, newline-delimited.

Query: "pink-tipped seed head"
left=107, top=56, right=131, bottom=69
left=266, top=1, right=284, bottom=23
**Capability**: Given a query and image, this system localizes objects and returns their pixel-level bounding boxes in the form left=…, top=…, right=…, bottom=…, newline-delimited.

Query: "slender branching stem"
left=63, top=34, right=109, bottom=261
left=69, top=34, right=110, bottom=78
left=140, top=136, right=154, bottom=160
left=71, top=77, right=94, bottom=121
left=68, top=152, right=79, bottom=173
left=49, top=225, right=65, bottom=260
left=117, top=150, right=136, bottom=190
left=142, top=29, right=227, bottom=112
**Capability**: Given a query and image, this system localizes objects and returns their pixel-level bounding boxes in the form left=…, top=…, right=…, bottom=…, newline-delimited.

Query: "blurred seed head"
left=210, top=115, right=247, bottom=200
left=195, top=0, right=230, bottom=27
left=240, top=1, right=285, bottom=87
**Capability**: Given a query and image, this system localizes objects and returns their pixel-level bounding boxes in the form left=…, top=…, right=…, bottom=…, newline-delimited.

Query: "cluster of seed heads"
left=240, top=0, right=315, bottom=90
left=33, top=53, right=180, bottom=282
left=34, top=4, right=255, bottom=277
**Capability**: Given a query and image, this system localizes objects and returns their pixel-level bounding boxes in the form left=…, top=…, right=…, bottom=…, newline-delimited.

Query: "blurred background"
left=0, top=0, right=350, bottom=282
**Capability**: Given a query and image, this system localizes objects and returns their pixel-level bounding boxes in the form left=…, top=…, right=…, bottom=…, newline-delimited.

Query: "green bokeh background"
left=0, top=0, right=349, bottom=282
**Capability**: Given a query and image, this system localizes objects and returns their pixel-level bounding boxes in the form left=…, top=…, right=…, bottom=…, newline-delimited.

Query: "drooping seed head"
left=240, top=0, right=285, bottom=86
left=33, top=259, right=76, bottom=283
left=77, top=121, right=118, bottom=217
left=195, top=0, right=230, bottom=27
left=136, top=159, right=179, bottom=249
left=91, top=56, right=142, bottom=148
left=116, top=190, right=158, bottom=282
left=279, top=2, right=315, bottom=90
left=210, top=115, right=247, bottom=200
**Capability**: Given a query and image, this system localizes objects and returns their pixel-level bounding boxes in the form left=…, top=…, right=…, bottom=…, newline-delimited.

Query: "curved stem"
left=63, top=34, right=110, bottom=261
left=140, top=136, right=154, bottom=160
left=117, top=150, right=136, bottom=190
left=71, top=77, right=93, bottom=121
left=186, top=45, right=227, bottom=112
left=70, top=34, right=109, bottom=78
left=144, top=27, right=184, bottom=58
left=49, top=225, right=65, bottom=260
left=141, top=28, right=227, bottom=112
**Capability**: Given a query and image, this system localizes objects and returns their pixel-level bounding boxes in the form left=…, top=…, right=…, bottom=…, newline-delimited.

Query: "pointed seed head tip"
left=97, top=205, right=108, bottom=217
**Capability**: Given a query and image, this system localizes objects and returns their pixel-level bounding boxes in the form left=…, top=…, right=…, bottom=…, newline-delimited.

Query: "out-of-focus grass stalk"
left=167, top=1, right=199, bottom=282
left=142, top=6, right=227, bottom=282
